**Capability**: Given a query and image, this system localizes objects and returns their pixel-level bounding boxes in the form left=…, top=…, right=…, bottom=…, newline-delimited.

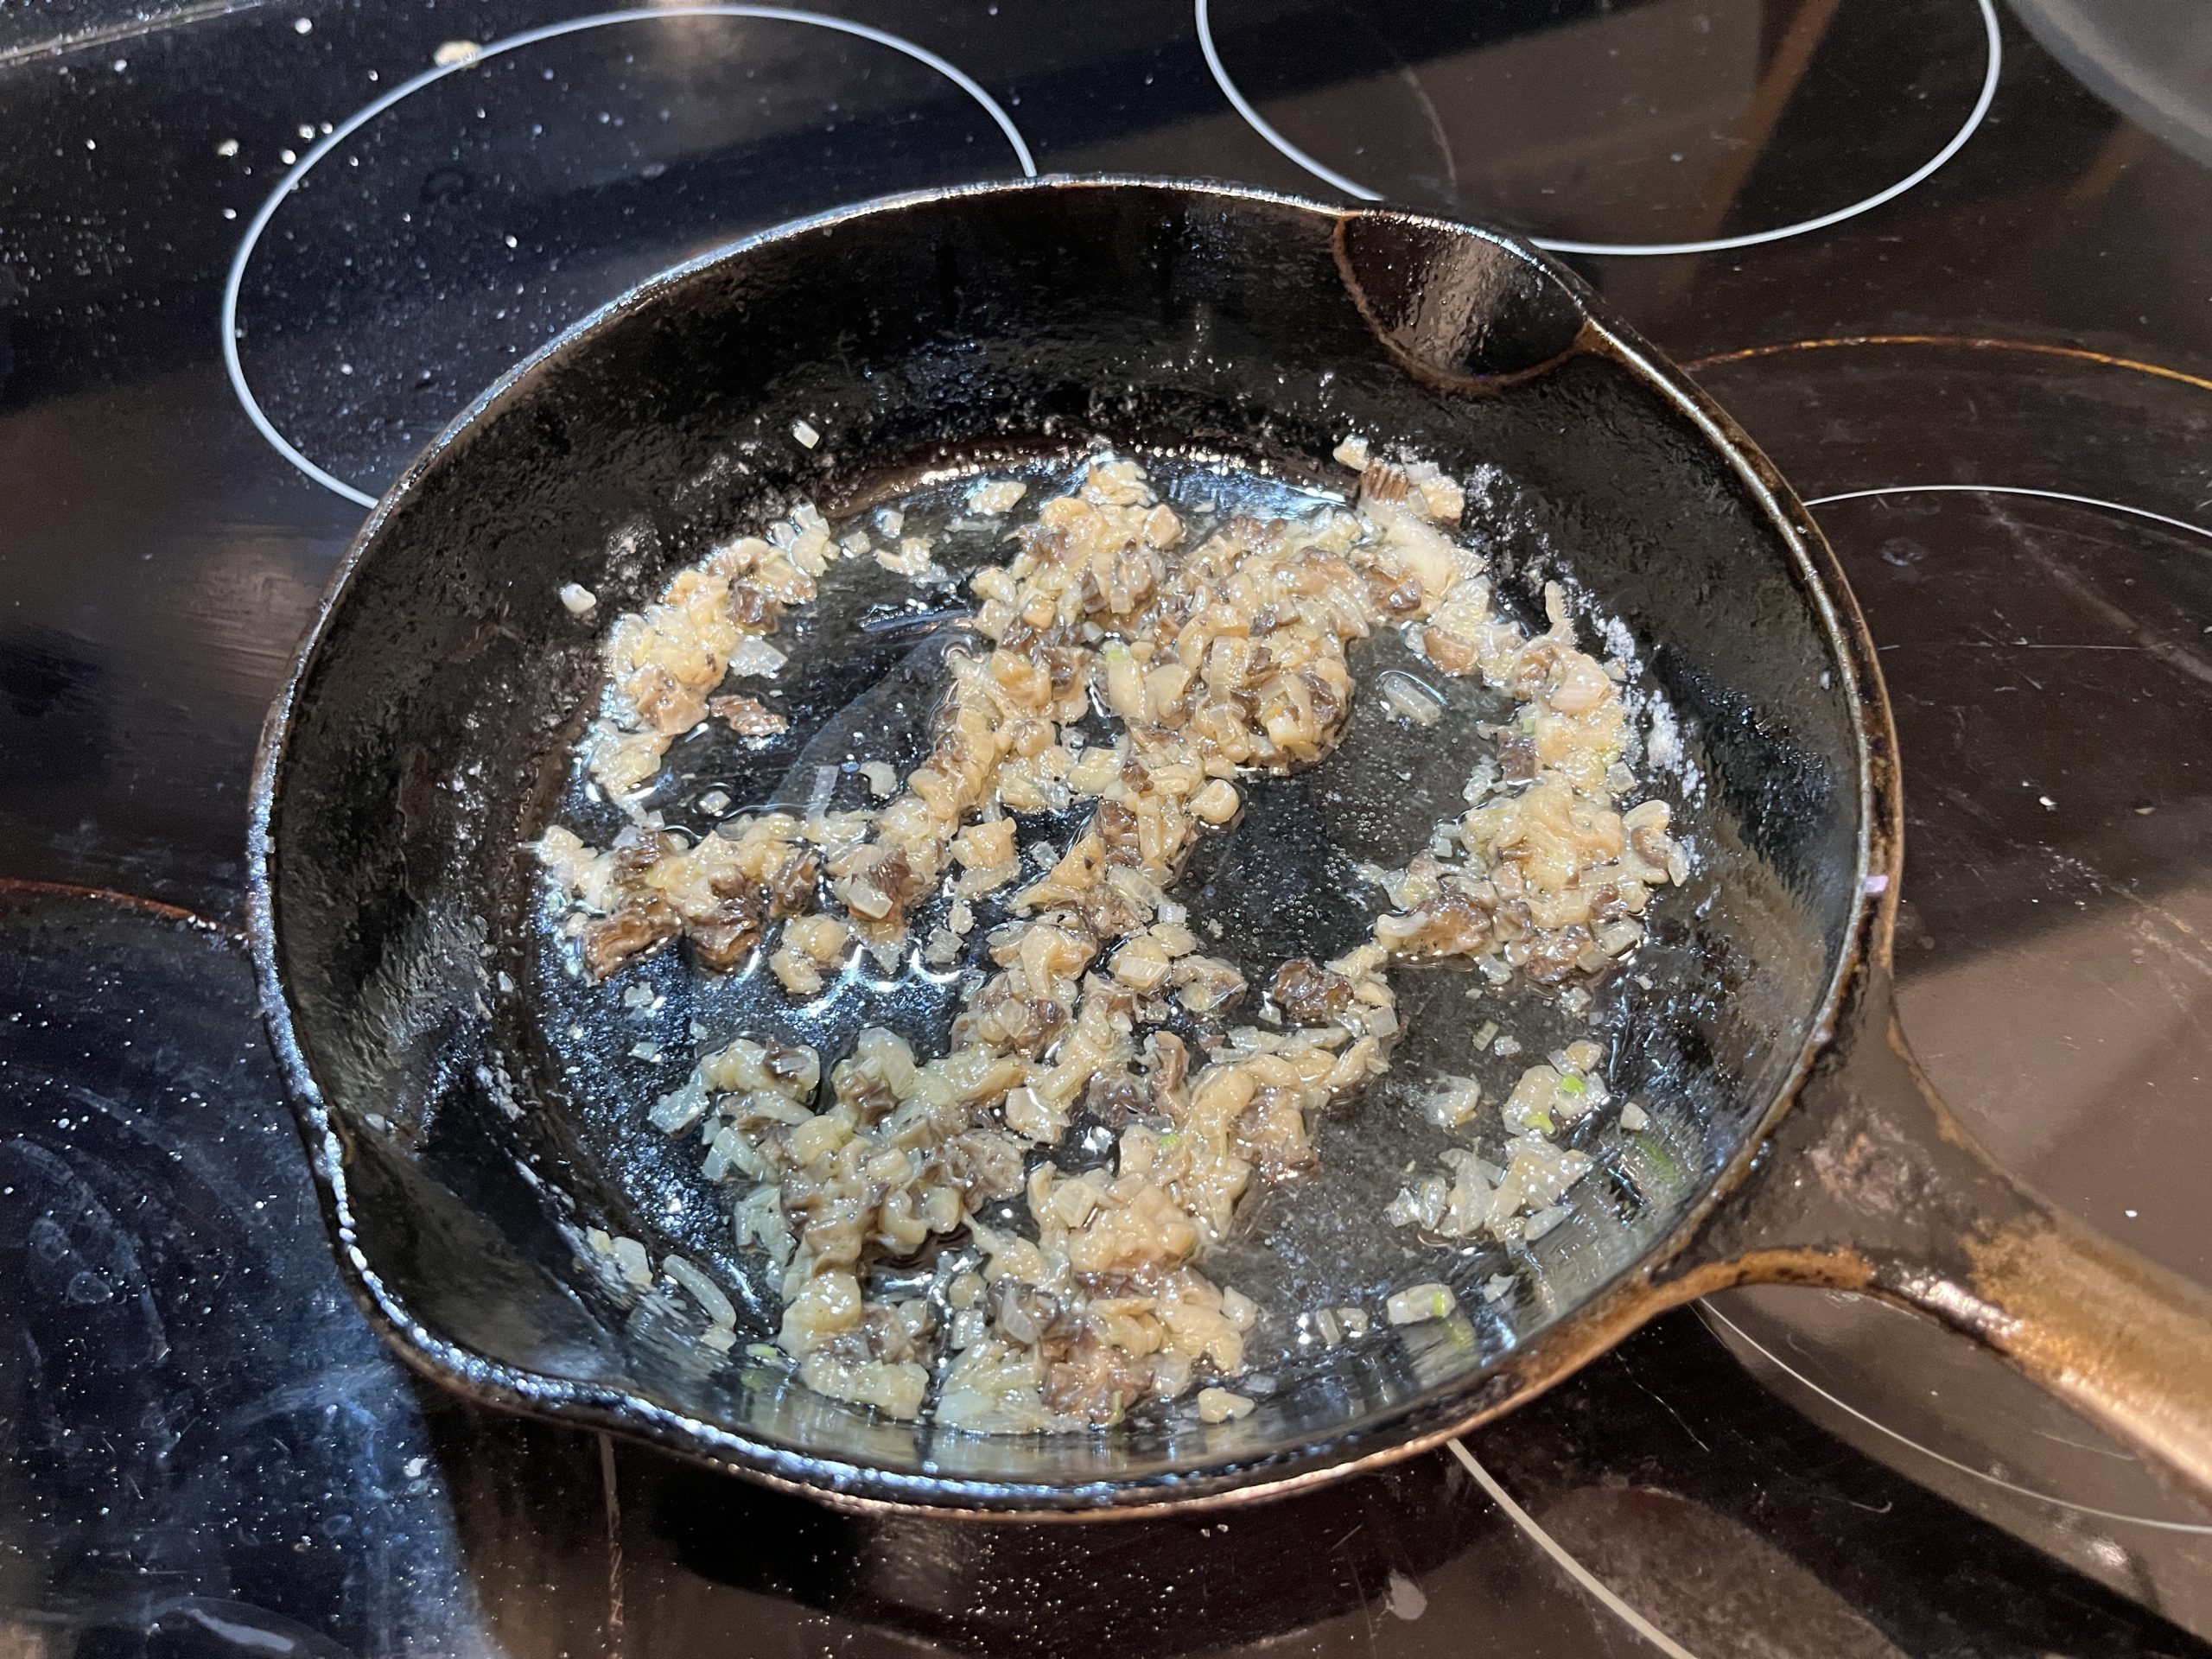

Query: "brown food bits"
left=1235, top=1087, right=1317, bottom=1179
left=1358, top=460, right=1411, bottom=503
left=1270, top=958, right=1353, bottom=1025
left=546, top=449, right=1675, bottom=1428
left=689, top=884, right=764, bottom=971
left=709, top=694, right=789, bottom=736
left=1043, top=1332, right=1156, bottom=1421
left=581, top=894, right=680, bottom=976
left=764, top=850, right=820, bottom=918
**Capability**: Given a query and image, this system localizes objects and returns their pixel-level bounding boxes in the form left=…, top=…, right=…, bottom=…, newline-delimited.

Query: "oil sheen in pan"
left=518, top=448, right=1702, bottom=1410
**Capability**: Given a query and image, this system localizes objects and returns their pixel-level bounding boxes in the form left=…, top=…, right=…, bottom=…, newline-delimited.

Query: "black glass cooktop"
left=4, top=2, right=2211, bottom=1654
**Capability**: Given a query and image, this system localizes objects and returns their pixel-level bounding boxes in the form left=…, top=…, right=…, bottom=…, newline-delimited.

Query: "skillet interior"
left=253, top=177, right=1867, bottom=1507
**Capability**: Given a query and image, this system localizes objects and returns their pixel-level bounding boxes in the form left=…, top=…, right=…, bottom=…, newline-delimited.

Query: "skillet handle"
left=1670, top=966, right=2212, bottom=1508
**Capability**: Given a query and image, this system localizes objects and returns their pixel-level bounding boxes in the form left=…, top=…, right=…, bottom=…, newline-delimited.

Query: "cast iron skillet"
left=247, top=176, right=2212, bottom=1516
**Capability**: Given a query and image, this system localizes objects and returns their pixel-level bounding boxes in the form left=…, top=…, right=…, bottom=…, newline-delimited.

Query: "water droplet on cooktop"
left=227, top=12, right=1031, bottom=505
left=1201, top=0, right=1997, bottom=255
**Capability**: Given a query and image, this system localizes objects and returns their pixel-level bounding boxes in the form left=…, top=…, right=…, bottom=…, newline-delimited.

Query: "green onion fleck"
left=1558, top=1076, right=1586, bottom=1097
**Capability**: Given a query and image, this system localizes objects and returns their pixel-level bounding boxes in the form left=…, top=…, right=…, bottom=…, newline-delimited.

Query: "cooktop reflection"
left=1197, top=0, right=1999, bottom=253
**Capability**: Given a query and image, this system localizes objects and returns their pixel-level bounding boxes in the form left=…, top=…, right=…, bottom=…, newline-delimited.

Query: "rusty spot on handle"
left=1963, top=1217, right=2212, bottom=1505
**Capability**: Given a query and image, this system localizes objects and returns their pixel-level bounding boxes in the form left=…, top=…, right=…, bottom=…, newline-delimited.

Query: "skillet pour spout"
left=247, top=175, right=2212, bottom=1516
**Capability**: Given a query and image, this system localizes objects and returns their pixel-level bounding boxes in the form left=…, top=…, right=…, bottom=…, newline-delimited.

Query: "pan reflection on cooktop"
left=1694, top=336, right=2212, bottom=1623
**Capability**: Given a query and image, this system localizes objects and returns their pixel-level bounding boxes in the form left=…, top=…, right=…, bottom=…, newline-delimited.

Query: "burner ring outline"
left=1450, top=1440, right=1707, bottom=1657
left=1197, top=0, right=2001, bottom=258
left=1700, top=479, right=2212, bottom=1535
left=1700, top=1300, right=2212, bottom=1533
left=221, top=6, right=1039, bottom=509
left=1807, top=481, right=2212, bottom=544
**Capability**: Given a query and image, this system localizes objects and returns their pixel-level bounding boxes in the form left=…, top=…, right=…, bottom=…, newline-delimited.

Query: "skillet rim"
left=244, top=172, right=1900, bottom=1516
